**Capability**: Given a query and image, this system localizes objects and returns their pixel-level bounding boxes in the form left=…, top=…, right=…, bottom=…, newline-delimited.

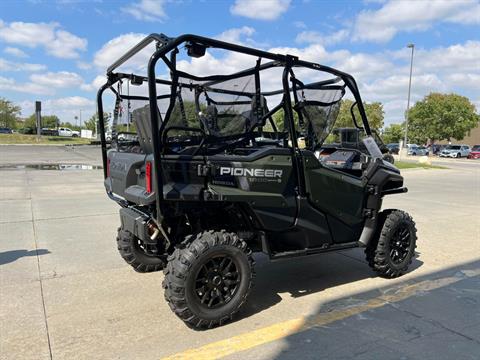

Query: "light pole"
left=404, top=43, right=415, bottom=148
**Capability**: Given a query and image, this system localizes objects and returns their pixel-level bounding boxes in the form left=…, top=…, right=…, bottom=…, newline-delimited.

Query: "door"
left=302, top=151, right=366, bottom=244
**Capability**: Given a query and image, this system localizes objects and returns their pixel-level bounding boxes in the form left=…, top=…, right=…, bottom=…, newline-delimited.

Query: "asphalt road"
left=1, top=145, right=479, bottom=360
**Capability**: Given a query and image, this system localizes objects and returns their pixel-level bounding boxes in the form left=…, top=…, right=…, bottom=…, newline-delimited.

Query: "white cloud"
left=0, top=20, right=87, bottom=58
left=0, top=75, right=54, bottom=95
left=446, top=73, right=480, bottom=90
left=412, top=41, right=480, bottom=73
left=45, top=96, right=94, bottom=108
left=295, top=29, right=350, bottom=46
left=46, top=30, right=88, bottom=59
left=216, top=26, right=255, bottom=44
left=3, top=47, right=28, bottom=58
left=0, top=71, right=87, bottom=95
left=122, top=0, right=167, bottom=22
left=30, top=71, right=84, bottom=88
left=93, top=32, right=150, bottom=71
left=353, top=0, right=480, bottom=43
left=362, top=74, right=447, bottom=101
left=76, top=61, right=92, bottom=70
left=293, top=21, right=307, bottom=29
left=19, top=97, right=96, bottom=123
left=0, top=58, right=46, bottom=72
left=230, top=0, right=291, bottom=20
left=80, top=75, right=107, bottom=92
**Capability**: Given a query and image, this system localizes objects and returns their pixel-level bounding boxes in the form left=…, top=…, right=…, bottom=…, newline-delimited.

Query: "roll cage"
left=97, top=33, right=372, bottom=223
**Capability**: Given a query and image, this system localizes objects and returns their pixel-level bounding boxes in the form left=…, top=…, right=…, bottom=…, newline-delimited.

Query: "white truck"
left=58, top=127, right=80, bottom=137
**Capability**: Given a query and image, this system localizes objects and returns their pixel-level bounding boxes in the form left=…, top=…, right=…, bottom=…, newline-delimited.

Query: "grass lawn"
left=0, top=133, right=91, bottom=145
left=395, top=161, right=447, bottom=170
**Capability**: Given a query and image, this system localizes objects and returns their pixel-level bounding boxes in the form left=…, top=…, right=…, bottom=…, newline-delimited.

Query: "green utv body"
left=98, top=33, right=417, bottom=329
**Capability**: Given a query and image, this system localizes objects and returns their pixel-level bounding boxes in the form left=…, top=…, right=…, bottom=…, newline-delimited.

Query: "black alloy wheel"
left=389, top=225, right=411, bottom=265
left=365, top=210, right=417, bottom=278
left=194, top=255, right=240, bottom=309
left=163, top=230, right=254, bottom=329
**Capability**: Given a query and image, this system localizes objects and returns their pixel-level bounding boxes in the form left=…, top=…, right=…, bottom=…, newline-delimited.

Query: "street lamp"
left=404, top=43, right=415, bottom=148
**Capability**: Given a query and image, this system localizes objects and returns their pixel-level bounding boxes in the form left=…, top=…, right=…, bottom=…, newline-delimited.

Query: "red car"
left=467, top=145, right=480, bottom=159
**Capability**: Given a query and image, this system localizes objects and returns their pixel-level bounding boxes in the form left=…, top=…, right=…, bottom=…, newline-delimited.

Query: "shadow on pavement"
left=238, top=248, right=423, bottom=321
left=0, top=249, right=50, bottom=265
left=272, top=259, right=480, bottom=360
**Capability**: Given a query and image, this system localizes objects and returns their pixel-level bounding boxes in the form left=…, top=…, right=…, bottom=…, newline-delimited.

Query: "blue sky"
left=0, top=0, right=479, bottom=126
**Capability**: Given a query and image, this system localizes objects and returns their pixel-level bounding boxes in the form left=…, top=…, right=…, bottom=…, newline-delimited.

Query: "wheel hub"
left=194, top=255, right=241, bottom=309
left=212, top=275, right=222, bottom=286
left=390, top=225, right=411, bottom=264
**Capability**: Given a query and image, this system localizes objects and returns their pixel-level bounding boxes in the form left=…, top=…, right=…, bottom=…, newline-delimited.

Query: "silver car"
left=439, top=145, right=470, bottom=158
left=408, top=145, right=429, bottom=156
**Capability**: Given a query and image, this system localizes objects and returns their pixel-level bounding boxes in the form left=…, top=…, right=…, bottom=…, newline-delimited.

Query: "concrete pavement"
left=0, top=145, right=479, bottom=359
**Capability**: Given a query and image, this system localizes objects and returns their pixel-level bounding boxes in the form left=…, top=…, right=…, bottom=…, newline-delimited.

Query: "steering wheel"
left=162, top=126, right=207, bottom=156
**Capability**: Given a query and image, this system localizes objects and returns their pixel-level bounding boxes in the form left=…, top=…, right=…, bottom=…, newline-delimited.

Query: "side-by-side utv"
left=97, top=33, right=417, bottom=329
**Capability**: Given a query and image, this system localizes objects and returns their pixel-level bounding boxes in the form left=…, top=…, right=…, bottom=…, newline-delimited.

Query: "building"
left=438, top=122, right=480, bottom=146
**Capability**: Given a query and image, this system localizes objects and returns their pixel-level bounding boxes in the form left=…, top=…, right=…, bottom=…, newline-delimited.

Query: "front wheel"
left=163, top=230, right=255, bottom=329
left=456, top=153, right=461, bottom=158
left=366, top=210, right=417, bottom=278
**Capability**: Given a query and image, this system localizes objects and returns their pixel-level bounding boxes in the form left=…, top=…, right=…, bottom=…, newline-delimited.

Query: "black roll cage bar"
left=97, top=33, right=372, bottom=223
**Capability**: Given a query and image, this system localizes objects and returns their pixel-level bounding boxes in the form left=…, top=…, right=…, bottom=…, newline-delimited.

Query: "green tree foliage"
left=335, top=99, right=385, bottom=131
left=25, top=114, right=60, bottom=130
left=264, top=108, right=299, bottom=132
left=382, top=123, right=404, bottom=144
left=84, top=112, right=110, bottom=134
left=169, top=100, right=200, bottom=128
left=407, top=93, right=479, bottom=144
left=0, top=98, right=21, bottom=129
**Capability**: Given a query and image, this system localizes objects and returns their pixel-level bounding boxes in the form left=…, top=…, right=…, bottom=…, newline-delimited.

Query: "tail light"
left=106, top=158, right=110, bottom=177
left=145, top=161, right=152, bottom=194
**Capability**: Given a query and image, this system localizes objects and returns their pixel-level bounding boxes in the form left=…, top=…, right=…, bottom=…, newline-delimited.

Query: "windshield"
left=446, top=145, right=461, bottom=150
left=471, top=145, right=480, bottom=151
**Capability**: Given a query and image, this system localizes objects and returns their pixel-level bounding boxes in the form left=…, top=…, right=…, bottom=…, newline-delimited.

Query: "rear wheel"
left=163, top=230, right=254, bottom=329
left=117, top=228, right=165, bottom=273
left=366, top=210, right=417, bottom=278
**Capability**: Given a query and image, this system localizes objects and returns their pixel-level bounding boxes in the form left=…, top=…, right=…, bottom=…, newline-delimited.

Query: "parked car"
left=40, top=128, right=59, bottom=136
left=0, top=127, right=13, bottom=134
left=386, top=143, right=400, bottom=154
left=467, top=145, right=480, bottom=159
left=429, top=144, right=445, bottom=155
left=58, top=127, right=80, bottom=137
left=439, top=145, right=470, bottom=158
left=408, top=145, right=429, bottom=156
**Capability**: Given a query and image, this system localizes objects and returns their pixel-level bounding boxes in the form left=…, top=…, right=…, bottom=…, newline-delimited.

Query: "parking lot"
left=1, top=145, right=479, bottom=360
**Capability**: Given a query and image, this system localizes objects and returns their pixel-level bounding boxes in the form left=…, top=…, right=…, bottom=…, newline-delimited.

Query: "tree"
left=25, top=114, right=60, bottom=130
left=0, top=98, right=21, bottom=129
left=407, top=93, right=479, bottom=144
left=265, top=108, right=299, bottom=132
left=84, top=112, right=110, bottom=134
left=383, top=123, right=404, bottom=144
left=335, top=99, right=384, bottom=131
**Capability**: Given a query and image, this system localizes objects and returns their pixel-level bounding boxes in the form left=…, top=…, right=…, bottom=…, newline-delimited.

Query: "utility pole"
left=404, top=43, right=415, bottom=148
left=35, top=101, right=41, bottom=141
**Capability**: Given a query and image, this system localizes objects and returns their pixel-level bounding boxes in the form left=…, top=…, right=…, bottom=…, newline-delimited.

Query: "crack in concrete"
left=27, top=170, right=53, bottom=360
left=388, top=302, right=480, bottom=345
